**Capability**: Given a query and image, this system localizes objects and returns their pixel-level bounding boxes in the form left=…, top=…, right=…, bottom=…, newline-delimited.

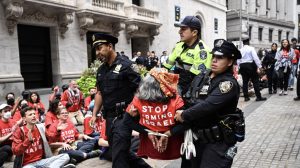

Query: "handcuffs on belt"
left=180, top=129, right=196, bottom=160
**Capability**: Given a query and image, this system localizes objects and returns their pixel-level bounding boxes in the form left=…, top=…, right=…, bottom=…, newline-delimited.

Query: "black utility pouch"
left=211, top=125, right=221, bottom=141
left=204, top=128, right=215, bottom=143
left=219, top=120, right=236, bottom=144
left=194, top=129, right=209, bottom=143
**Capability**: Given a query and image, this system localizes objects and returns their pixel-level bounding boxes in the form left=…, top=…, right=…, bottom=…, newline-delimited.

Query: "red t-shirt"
left=0, top=119, right=15, bottom=145
left=100, top=120, right=107, bottom=140
left=48, top=120, right=79, bottom=144
left=292, top=49, right=300, bottom=64
left=28, top=102, right=45, bottom=113
left=84, top=96, right=92, bottom=111
left=83, top=116, right=102, bottom=135
left=45, top=111, right=58, bottom=128
left=12, top=109, right=22, bottom=123
left=22, top=126, right=43, bottom=166
left=61, top=90, right=83, bottom=112
left=126, top=95, right=184, bottom=132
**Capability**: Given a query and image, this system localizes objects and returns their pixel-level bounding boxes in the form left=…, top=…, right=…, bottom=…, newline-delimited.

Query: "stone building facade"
left=0, top=0, right=226, bottom=99
left=227, top=0, right=295, bottom=50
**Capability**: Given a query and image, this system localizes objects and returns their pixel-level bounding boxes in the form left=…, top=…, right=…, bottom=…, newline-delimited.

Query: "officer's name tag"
left=199, top=85, right=209, bottom=95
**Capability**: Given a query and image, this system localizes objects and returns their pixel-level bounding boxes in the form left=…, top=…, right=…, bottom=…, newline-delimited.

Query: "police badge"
left=219, top=81, right=233, bottom=93
left=215, top=39, right=224, bottom=47
left=113, top=64, right=122, bottom=73
left=200, top=50, right=207, bottom=60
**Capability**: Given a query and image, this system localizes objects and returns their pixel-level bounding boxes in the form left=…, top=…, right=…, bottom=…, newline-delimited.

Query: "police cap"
left=174, top=16, right=201, bottom=30
left=212, top=39, right=241, bottom=60
left=92, top=33, right=118, bottom=48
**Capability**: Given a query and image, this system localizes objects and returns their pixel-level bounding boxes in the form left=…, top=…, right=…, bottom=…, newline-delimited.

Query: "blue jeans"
left=23, top=154, right=70, bottom=168
left=288, top=64, right=297, bottom=87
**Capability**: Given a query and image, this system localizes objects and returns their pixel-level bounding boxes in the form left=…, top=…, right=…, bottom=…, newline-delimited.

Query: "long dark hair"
left=48, top=99, right=60, bottom=115
left=280, top=39, right=291, bottom=51
left=28, top=92, right=41, bottom=103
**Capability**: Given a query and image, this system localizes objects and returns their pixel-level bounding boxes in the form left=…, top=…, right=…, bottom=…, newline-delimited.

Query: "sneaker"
left=279, top=90, right=283, bottom=96
left=87, top=150, right=102, bottom=158
left=273, top=90, right=277, bottom=94
left=256, top=97, right=267, bottom=101
left=284, top=91, right=288, bottom=95
left=294, top=97, right=300, bottom=101
left=63, top=163, right=76, bottom=168
left=244, top=97, right=250, bottom=102
left=288, top=87, right=294, bottom=91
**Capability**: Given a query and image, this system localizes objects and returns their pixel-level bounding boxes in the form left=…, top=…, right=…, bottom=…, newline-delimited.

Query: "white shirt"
left=238, top=45, right=262, bottom=68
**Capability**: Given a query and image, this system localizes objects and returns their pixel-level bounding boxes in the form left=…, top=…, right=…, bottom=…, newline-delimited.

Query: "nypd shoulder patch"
left=219, top=81, right=233, bottom=93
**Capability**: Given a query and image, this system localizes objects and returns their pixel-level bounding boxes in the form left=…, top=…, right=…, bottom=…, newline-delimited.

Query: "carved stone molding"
left=22, top=11, right=57, bottom=23
left=58, top=13, right=74, bottom=38
left=125, top=23, right=138, bottom=43
left=1, top=0, right=24, bottom=35
left=77, top=13, right=94, bottom=40
left=149, top=27, right=160, bottom=45
left=112, top=22, right=125, bottom=37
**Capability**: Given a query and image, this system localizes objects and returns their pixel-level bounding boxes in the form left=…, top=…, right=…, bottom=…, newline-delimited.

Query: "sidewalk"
left=232, top=90, right=300, bottom=168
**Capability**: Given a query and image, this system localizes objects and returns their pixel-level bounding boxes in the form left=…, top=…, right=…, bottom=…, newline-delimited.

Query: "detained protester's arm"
left=90, top=91, right=103, bottom=125
left=180, top=80, right=238, bottom=123
left=12, top=127, right=32, bottom=155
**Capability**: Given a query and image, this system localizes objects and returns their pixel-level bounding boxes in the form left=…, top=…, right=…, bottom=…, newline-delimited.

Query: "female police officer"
left=168, top=39, right=242, bottom=168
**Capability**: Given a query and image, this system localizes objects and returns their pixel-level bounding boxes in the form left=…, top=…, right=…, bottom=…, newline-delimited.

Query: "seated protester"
left=45, top=99, right=64, bottom=129
left=46, top=107, right=101, bottom=164
left=84, top=87, right=97, bottom=112
left=126, top=68, right=184, bottom=160
left=28, top=92, right=46, bottom=122
left=61, top=80, right=84, bottom=125
left=12, top=107, right=73, bottom=168
left=0, top=104, right=19, bottom=167
left=5, top=92, right=16, bottom=107
left=49, top=86, right=61, bottom=103
left=83, top=112, right=102, bottom=138
left=12, top=99, right=38, bottom=124
left=21, top=90, right=31, bottom=100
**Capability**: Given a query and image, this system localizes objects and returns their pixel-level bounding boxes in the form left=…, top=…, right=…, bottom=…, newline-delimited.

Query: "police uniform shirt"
left=238, top=45, right=262, bottom=68
left=182, top=71, right=240, bottom=125
left=163, top=40, right=212, bottom=75
left=96, top=54, right=141, bottom=116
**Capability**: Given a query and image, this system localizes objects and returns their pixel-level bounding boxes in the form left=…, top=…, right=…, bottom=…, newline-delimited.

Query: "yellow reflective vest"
left=163, top=40, right=212, bottom=75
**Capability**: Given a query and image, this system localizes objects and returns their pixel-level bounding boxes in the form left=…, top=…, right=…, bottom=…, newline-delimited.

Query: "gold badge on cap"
left=113, top=64, right=122, bottom=73
left=216, top=39, right=224, bottom=47
left=219, top=81, right=233, bottom=93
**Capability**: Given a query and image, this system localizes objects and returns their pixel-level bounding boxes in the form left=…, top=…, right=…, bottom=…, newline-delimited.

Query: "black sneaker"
left=244, top=97, right=250, bottom=102
left=273, top=90, right=277, bottom=94
left=63, top=163, right=76, bottom=168
left=294, top=97, right=300, bottom=101
left=256, top=97, right=267, bottom=101
left=87, top=150, right=102, bottom=158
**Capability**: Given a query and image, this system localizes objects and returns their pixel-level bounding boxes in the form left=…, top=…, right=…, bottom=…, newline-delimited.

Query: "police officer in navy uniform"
left=90, top=33, right=150, bottom=168
left=168, top=39, right=242, bottom=168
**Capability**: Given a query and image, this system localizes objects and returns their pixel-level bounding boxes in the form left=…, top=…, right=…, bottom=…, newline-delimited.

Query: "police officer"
left=163, top=15, right=212, bottom=95
left=169, top=39, right=242, bottom=168
left=89, top=33, right=150, bottom=168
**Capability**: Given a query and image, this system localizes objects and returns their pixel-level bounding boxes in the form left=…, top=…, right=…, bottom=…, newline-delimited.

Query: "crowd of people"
left=0, top=14, right=299, bottom=168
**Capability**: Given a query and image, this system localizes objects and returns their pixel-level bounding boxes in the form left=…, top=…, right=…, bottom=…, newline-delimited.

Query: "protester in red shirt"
left=12, top=106, right=73, bottom=168
left=28, top=92, right=46, bottom=122
left=47, top=107, right=101, bottom=164
left=45, top=99, right=64, bottom=128
left=61, top=80, right=84, bottom=125
left=84, top=87, right=97, bottom=111
left=12, top=99, right=39, bottom=124
left=126, top=68, right=184, bottom=160
left=0, top=104, right=19, bottom=167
